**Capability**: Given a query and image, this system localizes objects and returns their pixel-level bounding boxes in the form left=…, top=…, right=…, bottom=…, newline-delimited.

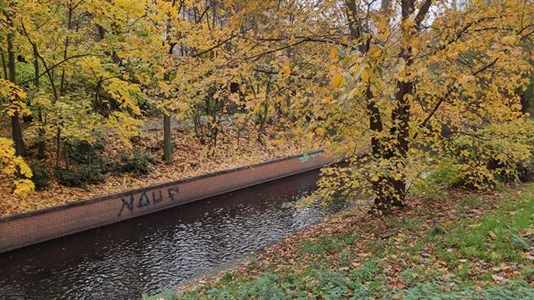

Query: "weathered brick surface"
left=0, top=152, right=332, bottom=253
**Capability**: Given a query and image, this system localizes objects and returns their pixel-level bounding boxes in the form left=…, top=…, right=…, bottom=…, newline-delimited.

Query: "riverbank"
left=163, top=183, right=534, bottom=299
left=0, top=119, right=306, bottom=217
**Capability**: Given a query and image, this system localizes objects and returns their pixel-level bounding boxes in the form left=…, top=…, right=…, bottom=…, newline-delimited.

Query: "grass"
left=154, top=183, right=534, bottom=299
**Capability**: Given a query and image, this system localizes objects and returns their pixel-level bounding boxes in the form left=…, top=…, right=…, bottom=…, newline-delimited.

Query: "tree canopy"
left=0, top=0, right=533, bottom=213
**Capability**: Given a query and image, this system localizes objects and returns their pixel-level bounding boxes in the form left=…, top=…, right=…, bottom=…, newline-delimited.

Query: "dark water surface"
left=0, top=170, right=344, bottom=300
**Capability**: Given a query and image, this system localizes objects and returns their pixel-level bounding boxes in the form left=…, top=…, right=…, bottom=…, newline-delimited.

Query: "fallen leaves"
left=181, top=185, right=534, bottom=296
left=492, top=274, right=506, bottom=282
left=378, top=231, right=397, bottom=239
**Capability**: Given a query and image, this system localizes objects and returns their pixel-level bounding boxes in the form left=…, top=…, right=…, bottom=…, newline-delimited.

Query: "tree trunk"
left=210, top=99, right=219, bottom=149
left=65, top=142, right=70, bottom=171
left=520, top=92, right=531, bottom=114
left=257, top=80, right=271, bottom=143
left=34, top=44, right=46, bottom=159
left=371, top=0, right=416, bottom=212
left=163, top=114, right=172, bottom=164
left=7, top=34, right=25, bottom=156
left=1, top=49, right=7, bottom=80
left=257, top=102, right=268, bottom=142
left=56, top=128, right=61, bottom=166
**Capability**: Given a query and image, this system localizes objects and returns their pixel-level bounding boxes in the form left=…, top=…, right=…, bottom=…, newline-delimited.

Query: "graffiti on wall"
left=117, top=187, right=180, bottom=217
left=299, top=153, right=320, bottom=163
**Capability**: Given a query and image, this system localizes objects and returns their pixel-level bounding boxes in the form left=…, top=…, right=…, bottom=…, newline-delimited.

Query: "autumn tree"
left=304, top=0, right=534, bottom=212
left=0, top=0, right=27, bottom=156
left=3, top=0, right=168, bottom=162
left=1, top=0, right=533, bottom=208
left=0, top=0, right=172, bottom=192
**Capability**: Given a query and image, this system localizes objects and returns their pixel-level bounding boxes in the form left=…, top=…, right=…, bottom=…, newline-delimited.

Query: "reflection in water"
left=0, top=170, right=344, bottom=300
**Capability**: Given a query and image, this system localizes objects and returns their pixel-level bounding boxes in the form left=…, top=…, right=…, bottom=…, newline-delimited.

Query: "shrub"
left=52, top=139, right=109, bottom=189
left=54, top=165, right=107, bottom=189
left=450, top=122, right=534, bottom=188
left=412, top=120, right=534, bottom=201
left=69, top=140, right=105, bottom=165
left=30, top=162, right=51, bottom=190
left=411, top=159, right=464, bottom=201
left=517, top=157, right=534, bottom=183
left=419, top=121, right=534, bottom=194
left=114, top=150, right=155, bottom=176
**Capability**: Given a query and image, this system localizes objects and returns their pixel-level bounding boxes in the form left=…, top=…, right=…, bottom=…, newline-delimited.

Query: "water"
left=0, top=170, right=344, bottom=299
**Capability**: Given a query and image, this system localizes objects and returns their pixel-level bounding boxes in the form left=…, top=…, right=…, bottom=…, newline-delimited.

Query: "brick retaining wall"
left=0, top=151, right=332, bottom=254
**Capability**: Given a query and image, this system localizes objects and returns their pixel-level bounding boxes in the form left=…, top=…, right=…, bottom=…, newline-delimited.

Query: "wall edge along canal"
left=0, top=151, right=332, bottom=254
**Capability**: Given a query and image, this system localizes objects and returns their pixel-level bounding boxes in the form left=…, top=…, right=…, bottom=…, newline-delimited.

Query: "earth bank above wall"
left=0, top=151, right=332, bottom=254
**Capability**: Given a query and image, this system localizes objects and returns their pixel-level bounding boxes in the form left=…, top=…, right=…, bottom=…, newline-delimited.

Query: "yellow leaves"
left=105, top=111, right=143, bottom=148
left=401, top=17, right=416, bottom=31
left=32, top=94, right=52, bottom=107
left=410, top=36, right=420, bottom=55
left=375, top=17, right=391, bottom=40
left=330, top=72, right=344, bottom=88
left=158, top=81, right=169, bottom=91
left=321, top=96, right=335, bottom=104
left=105, top=78, right=142, bottom=116
left=456, top=43, right=468, bottom=52
left=460, top=150, right=470, bottom=157
left=368, top=45, right=382, bottom=58
left=315, top=128, right=325, bottom=137
left=330, top=48, right=340, bottom=60
left=0, top=80, right=31, bottom=117
left=377, top=17, right=389, bottom=32
left=15, top=89, right=26, bottom=100
left=78, top=56, right=102, bottom=73
left=501, top=35, right=519, bottom=46
left=361, top=67, right=373, bottom=83
left=13, top=179, right=35, bottom=196
left=281, top=60, right=291, bottom=77
left=0, top=140, right=16, bottom=166
left=92, top=0, right=149, bottom=26
left=393, top=59, right=408, bottom=82
left=15, top=156, right=32, bottom=178
left=458, top=75, right=474, bottom=86
left=0, top=138, right=34, bottom=196
left=0, top=80, right=26, bottom=100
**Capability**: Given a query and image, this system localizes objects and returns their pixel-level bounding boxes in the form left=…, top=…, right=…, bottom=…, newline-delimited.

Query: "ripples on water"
left=0, top=170, right=345, bottom=299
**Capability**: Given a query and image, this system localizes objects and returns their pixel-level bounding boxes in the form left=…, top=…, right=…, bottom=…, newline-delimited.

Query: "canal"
left=0, top=169, right=345, bottom=299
